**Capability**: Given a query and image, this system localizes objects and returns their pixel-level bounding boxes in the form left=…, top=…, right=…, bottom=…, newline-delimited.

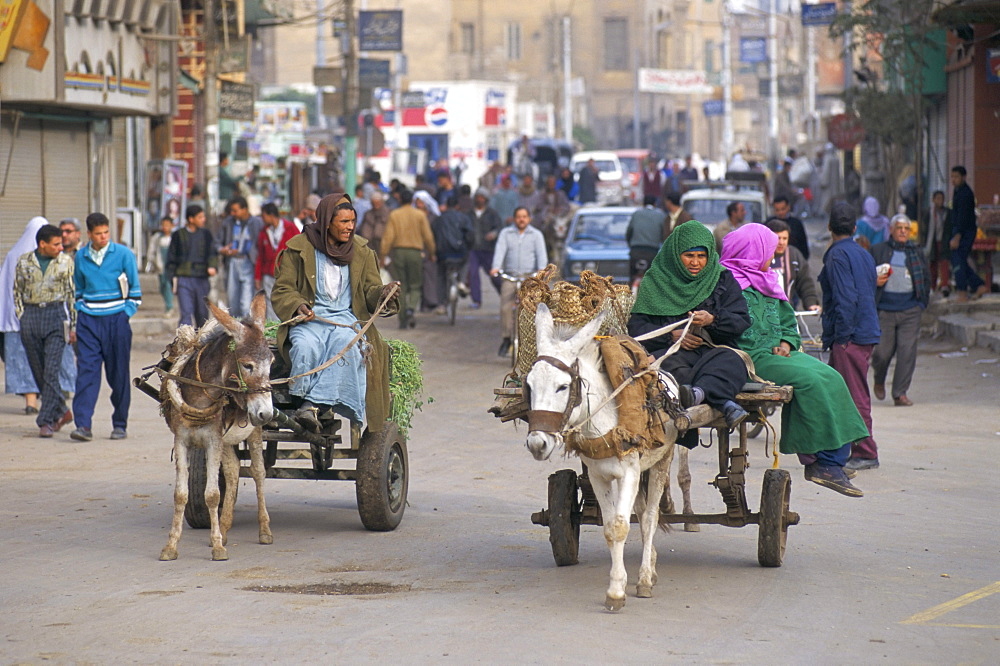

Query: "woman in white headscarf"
left=412, top=190, right=441, bottom=310
left=0, top=216, right=77, bottom=413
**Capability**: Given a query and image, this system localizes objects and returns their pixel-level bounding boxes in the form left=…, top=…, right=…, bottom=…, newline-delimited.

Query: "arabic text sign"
left=638, top=69, right=713, bottom=95
left=740, top=37, right=767, bottom=64
left=358, top=10, right=403, bottom=51
left=801, top=2, right=837, bottom=27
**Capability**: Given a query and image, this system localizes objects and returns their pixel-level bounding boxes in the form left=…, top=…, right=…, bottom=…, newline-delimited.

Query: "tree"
left=829, top=0, right=943, bottom=221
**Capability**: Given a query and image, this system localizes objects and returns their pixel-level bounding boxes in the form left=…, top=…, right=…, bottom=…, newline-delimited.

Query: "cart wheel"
left=184, top=447, right=233, bottom=529
left=548, top=469, right=581, bottom=566
left=757, top=468, right=791, bottom=567
left=356, top=422, right=408, bottom=531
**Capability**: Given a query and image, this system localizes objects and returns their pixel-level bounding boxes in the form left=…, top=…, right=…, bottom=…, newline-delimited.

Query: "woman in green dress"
left=720, top=223, right=868, bottom=498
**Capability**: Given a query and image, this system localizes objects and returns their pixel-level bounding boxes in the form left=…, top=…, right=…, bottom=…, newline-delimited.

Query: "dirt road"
left=2, top=293, right=998, bottom=663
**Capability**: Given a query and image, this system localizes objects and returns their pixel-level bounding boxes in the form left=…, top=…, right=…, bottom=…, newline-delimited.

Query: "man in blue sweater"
left=948, top=165, right=986, bottom=302
left=819, top=202, right=882, bottom=471
left=70, top=213, right=142, bottom=441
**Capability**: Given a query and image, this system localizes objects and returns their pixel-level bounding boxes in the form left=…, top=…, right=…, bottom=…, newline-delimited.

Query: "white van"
left=570, top=150, right=627, bottom=206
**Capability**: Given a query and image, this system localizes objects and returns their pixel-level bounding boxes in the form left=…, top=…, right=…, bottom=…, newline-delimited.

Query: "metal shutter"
left=42, top=120, right=91, bottom=224
left=0, top=117, right=44, bottom=256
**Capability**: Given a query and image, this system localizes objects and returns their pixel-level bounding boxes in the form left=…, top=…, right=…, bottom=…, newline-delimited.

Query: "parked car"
left=680, top=175, right=769, bottom=233
left=614, top=149, right=650, bottom=204
left=561, top=206, right=637, bottom=283
left=570, top=150, right=628, bottom=206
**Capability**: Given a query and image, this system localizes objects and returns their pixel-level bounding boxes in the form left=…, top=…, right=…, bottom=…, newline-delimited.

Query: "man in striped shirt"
left=70, top=213, right=142, bottom=441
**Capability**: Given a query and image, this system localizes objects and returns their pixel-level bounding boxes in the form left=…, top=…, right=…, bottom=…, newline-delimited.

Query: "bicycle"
left=498, top=271, right=532, bottom=367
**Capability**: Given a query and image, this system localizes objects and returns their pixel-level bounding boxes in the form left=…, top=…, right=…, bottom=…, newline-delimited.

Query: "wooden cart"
left=491, top=382, right=798, bottom=568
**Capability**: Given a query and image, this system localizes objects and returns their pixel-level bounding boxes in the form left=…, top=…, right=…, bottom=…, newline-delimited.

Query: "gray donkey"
left=159, top=292, right=275, bottom=561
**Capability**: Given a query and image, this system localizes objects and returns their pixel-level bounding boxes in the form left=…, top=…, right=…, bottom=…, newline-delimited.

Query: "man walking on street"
left=255, top=202, right=299, bottom=321
left=167, top=205, right=218, bottom=328
left=381, top=189, right=436, bottom=329
left=626, top=195, right=668, bottom=282
left=59, top=218, right=82, bottom=259
left=662, top=192, right=693, bottom=237
left=14, top=224, right=75, bottom=437
left=818, top=202, right=881, bottom=471
left=71, top=213, right=142, bottom=441
left=467, top=188, right=503, bottom=309
left=219, top=196, right=263, bottom=318
left=870, top=214, right=930, bottom=407
left=948, top=166, right=986, bottom=302
left=770, top=195, right=810, bottom=259
left=491, top=207, right=547, bottom=357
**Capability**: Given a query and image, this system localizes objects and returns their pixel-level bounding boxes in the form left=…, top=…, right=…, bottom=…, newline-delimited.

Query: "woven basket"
left=514, top=266, right=635, bottom=376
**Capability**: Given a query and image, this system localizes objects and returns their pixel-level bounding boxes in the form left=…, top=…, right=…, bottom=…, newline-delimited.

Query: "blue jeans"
left=798, top=441, right=851, bottom=467
left=73, top=311, right=132, bottom=431
left=177, top=276, right=211, bottom=328
left=951, top=235, right=984, bottom=293
left=226, top=256, right=255, bottom=318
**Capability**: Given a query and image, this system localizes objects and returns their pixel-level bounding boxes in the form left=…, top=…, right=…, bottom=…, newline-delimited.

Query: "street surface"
left=2, top=271, right=999, bottom=663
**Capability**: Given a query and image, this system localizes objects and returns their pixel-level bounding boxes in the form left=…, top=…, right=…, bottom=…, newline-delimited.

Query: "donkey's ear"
left=206, top=299, right=243, bottom=338
left=248, top=290, right=268, bottom=330
left=534, top=303, right=554, bottom=353
left=568, top=310, right=606, bottom=351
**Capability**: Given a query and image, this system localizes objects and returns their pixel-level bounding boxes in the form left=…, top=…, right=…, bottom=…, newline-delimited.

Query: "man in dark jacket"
left=467, top=189, right=503, bottom=309
left=948, top=165, right=986, bottom=301
left=764, top=219, right=819, bottom=309
left=819, top=202, right=882, bottom=471
left=432, top=195, right=474, bottom=313
left=577, top=159, right=598, bottom=204
left=166, top=205, right=218, bottom=327
left=770, top=195, right=809, bottom=259
left=870, top=214, right=929, bottom=407
left=626, top=195, right=668, bottom=281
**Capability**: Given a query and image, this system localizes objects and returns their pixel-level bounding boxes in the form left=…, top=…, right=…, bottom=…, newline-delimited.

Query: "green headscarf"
left=631, top=220, right=723, bottom=316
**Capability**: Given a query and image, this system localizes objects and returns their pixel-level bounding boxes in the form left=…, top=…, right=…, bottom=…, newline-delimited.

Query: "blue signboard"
left=739, top=37, right=768, bottom=64
left=358, top=10, right=403, bottom=51
left=358, top=59, right=391, bottom=87
left=703, top=100, right=724, bottom=117
left=801, top=3, right=837, bottom=27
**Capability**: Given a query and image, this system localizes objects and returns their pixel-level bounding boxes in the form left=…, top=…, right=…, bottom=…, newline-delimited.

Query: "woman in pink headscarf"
left=720, top=223, right=869, bottom=498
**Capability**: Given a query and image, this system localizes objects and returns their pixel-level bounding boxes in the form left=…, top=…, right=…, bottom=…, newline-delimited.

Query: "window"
left=506, top=22, right=521, bottom=61
left=604, top=18, right=628, bottom=71
left=460, top=22, right=474, bottom=54
left=704, top=39, right=715, bottom=73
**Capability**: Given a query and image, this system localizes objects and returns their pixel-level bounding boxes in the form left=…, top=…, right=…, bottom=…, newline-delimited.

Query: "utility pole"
left=722, top=2, right=733, bottom=161
left=768, top=0, right=779, bottom=167
left=632, top=47, right=641, bottom=148
left=203, top=0, right=218, bottom=215
left=343, top=0, right=357, bottom=194
left=316, top=0, right=325, bottom=130
left=562, top=15, right=572, bottom=144
left=806, top=24, right=816, bottom=141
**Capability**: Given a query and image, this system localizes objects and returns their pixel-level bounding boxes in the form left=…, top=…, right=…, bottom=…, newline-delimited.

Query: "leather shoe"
left=39, top=424, right=55, bottom=438
left=294, top=404, right=322, bottom=433
left=893, top=394, right=913, bottom=406
left=498, top=338, right=512, bottom=358
left=844, top=457, right=880, bottom=471
left=54, top=410, right=73, bottom=432
left=804, top=463, right=863, bottom=497
left=873, top=383, right=886, bottom=401
left=110, top=427, right=127, bottom=440
left=70, top=427, right=93, bottom=442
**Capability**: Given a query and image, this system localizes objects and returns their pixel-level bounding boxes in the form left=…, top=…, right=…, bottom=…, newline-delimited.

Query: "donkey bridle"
left=526, top=355, right=583, bottom=433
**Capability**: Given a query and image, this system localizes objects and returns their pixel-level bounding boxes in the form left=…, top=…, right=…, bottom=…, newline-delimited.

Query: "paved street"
left=2, top=284, right=999, bottom=663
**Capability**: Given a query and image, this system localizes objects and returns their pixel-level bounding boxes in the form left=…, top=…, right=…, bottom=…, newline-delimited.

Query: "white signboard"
left=638, top=69, right=713, bottom=95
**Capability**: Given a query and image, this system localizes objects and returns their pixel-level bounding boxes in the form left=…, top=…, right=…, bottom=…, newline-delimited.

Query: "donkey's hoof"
left=684, top=523, right=701, bottom=533
left=211, top=546, right=229, bottom=561
left=259, top=532, right=273, bottom=545
left=159, top=546, right=178, bottom=561
left=636, top=584, right=653, bottom=598
left=604, top=595, right=626, bottom=612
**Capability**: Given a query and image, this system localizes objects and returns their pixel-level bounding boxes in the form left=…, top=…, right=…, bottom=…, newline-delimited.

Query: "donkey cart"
left=493, top=382, right=798, bottom=568
left=135, top=347, right=409, bottom=533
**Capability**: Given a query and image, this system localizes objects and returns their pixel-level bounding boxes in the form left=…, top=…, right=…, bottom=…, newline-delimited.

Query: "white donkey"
left=525, top=303, right=684, bottom=611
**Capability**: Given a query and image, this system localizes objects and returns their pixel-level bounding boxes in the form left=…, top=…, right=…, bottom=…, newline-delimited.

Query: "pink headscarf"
left=719, top=223, right=787, bottom=301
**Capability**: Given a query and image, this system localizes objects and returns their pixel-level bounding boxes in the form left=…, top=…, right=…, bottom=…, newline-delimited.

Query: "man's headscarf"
left=719, top=223, right=787, bottom=301
left=632, top=220, right=724, bottom=317
left=0, top=216, right=49, bottom=331
left=412, top=190, right=440, bottom=217
left=305, top=193, right=356, bottom=265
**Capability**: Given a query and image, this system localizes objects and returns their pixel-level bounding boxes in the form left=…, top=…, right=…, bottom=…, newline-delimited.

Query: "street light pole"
left=203, top=0, right=218, bottom=213
left=768, top=0, right=779, bottom=166
left=722, top=2, right=734, bottom=161
left=343, top=0, right=357, bottom=194
left=562, top=15, right=572, bottom=144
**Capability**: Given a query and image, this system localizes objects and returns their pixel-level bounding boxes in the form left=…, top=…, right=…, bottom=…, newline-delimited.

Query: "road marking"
left=900, top=581, right=1000, bottom=626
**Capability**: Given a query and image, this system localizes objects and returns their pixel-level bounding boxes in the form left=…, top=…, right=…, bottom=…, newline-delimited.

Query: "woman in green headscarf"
left=627, top=220, right=751, bottom=434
